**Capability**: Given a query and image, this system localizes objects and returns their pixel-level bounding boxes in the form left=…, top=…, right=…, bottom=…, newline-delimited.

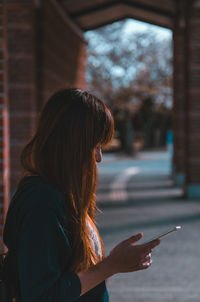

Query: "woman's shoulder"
left=3, top=176, right=68, bottom=247
left=12, top=176, right=66, bottom=216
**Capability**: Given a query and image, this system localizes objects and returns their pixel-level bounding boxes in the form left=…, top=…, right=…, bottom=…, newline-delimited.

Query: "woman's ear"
left=95, top=146, right=102, bottom=163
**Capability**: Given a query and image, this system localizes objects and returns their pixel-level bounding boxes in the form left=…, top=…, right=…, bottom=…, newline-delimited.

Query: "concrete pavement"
left=96, top=151, right=200, bottom=302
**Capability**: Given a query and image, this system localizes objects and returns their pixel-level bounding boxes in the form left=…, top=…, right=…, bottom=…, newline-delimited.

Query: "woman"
left=3, top=89, right=160, bottom=302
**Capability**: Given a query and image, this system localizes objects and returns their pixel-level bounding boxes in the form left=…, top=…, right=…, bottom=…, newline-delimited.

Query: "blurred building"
left=0, top=0, right=200, bottom=250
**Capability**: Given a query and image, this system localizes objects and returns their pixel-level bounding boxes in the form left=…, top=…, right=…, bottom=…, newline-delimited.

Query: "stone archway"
left=1, top=0, right=200, bottom=252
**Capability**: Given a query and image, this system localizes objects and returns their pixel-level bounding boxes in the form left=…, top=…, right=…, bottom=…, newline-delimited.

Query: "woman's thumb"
left=126, top=233, right=143, bottom=244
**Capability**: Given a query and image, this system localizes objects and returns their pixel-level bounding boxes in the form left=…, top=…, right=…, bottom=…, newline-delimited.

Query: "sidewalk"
left=96, top=151, right=200, bottom=302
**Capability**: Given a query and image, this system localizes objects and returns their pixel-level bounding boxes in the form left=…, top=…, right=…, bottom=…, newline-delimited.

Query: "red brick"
left=39, top=0, right=86, bottom=104
left=0, top=0, right=87, bottom=234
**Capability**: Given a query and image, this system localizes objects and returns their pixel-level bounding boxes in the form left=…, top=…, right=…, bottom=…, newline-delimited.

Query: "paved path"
left=96, top=151, right=200, bottom=302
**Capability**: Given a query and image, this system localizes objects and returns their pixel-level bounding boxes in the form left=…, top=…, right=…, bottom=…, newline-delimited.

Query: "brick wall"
left=173, top=0, right=188, bottom=187
left=0, top=1, right=10, bottom=252
left=187, top=1, right=200, bottom=186
left=173, top=0, right=200, bottom=197
left=5, top=1, right=38, bottom=195
left=0, top=0, right=86, bottom=250
left=36, top=0, right=86, bottom=111
left=5, top=0, right=86, bottom=192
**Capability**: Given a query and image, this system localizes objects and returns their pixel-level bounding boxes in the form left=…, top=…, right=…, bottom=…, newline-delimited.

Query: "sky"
left=123, top=19, right=172, bottom=39
left=85, top=18, right=172, bottom=54
left=85, top=18, right=172, bottom=39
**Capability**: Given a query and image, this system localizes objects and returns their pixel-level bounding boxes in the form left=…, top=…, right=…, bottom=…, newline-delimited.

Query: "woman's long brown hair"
left=20, top=89, right=114, bottom=273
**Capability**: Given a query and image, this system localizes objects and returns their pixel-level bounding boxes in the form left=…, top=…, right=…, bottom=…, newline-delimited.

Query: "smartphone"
left=144, top=226, right=181, bottom=244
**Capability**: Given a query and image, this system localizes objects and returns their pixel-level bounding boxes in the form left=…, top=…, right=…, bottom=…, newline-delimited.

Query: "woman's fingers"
left=108, top=233, right=160, bottom=274
left=143, top=239, right=160, bottom=251
left=144, top=258, right=153, bottom=268
left=143, top=253, right=151, bottom=262
left=142, top=255, right=153, bottom=267
left=138, top=258, right=153, bottom=270
left=125, top=233, right=143, bottom=245
left=140, top=252, right=152, bottom=264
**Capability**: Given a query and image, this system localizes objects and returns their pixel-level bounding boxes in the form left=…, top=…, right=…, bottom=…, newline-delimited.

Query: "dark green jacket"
left=3, top=176, right=109, bottom=302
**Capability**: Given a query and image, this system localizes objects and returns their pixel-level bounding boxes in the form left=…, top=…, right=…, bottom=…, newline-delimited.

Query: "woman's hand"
left=106, top=233, right=160, bottom=274
left=78, top=233, right=160, bottom=296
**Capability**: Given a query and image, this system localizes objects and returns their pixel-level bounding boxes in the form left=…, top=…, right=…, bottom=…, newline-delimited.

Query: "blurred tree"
left=85, top=20, right=172, bottom=152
